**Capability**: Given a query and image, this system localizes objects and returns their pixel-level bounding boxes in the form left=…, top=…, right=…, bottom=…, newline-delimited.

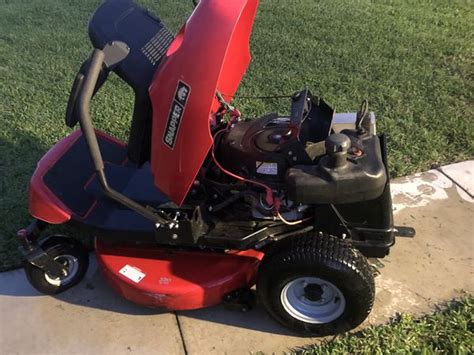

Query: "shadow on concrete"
left=0, top=256, right=164, bottom=316
left=177, top=303, right=297, bottom=336
left=0, top=254, right=296, bottom=334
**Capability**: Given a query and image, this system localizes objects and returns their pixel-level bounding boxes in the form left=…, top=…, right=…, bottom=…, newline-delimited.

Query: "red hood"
left=149, top=0, right=259, bottom=205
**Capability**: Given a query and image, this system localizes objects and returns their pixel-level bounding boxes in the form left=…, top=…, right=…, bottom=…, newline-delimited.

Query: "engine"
left=216, top=90, right=388, bottom=220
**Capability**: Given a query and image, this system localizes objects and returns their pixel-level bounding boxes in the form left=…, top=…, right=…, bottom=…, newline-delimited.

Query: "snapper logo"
left=163, top=81, right=191, bottom=149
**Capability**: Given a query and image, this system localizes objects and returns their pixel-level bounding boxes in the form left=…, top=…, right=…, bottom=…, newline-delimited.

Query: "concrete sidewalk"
left=1, top=161, right=473, bottom=354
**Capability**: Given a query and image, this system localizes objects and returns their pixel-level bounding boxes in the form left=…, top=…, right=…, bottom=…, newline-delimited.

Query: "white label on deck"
left=119, top=265, right=146, bottom=283
left=256, top=161, right=278, bottom=175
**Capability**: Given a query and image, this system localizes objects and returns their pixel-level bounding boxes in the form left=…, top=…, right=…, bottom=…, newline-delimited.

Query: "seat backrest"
left=88, top=0, right=174, bottom=164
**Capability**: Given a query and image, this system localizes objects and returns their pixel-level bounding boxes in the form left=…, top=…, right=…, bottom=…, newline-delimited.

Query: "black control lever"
left=77, top=46, right=173, bottom=227
left=65, top=42, right=129, bottom=128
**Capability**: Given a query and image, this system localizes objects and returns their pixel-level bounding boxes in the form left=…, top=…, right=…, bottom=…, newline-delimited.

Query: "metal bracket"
left=24, top=245, right=66, bottom=279
left=393, top=226, right=416, bottom=238
left=223, top=288, right=255, bottom=312
left=216, top=90, right=235, bottom=112
left=102, top=41, right=130, bottom=68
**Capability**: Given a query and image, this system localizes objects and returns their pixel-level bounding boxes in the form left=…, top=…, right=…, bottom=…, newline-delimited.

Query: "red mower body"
left=28, top=131, right=80, bottom=224
left=96, top=239, right=263, bottom=310
left=149, top=0, right=259, bottom=206
left=28, top=129, right=128, bottom=224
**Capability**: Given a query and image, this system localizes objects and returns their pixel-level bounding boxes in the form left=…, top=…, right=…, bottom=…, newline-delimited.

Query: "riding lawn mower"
left=17, top=0, right=415, bottom=336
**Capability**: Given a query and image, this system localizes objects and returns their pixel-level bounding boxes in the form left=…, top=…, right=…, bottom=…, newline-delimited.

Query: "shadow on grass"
left=0, top=133, right=49, bottom=272
left=0, top=132, right=90, bottom=272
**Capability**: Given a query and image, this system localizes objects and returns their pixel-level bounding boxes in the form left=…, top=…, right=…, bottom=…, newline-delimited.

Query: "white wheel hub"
left=44, top=254, right=79, bottom=287
left=280, top=277, right=346, bottom=324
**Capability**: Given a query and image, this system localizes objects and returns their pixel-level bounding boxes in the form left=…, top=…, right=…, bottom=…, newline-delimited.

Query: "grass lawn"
left=296, top=296, right=473, bottom=354
left=0, top=0, right=472, bottom=270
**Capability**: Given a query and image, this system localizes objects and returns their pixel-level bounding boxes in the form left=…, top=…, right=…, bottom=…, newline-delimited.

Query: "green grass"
left=295, top=296, right=474, bottom=354
left=0, top=0, right=473, bottom=269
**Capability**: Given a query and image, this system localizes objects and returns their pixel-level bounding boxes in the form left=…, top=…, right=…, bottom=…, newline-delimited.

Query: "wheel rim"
left=280, top=277, right=346, bottom=324
left=44, top=254, right=79, bottom=287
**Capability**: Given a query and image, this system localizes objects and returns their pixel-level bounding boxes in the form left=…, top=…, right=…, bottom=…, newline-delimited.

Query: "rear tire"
left=257, top=232, right=375, bottom=336
left=24, top=236, right=89, bottom=295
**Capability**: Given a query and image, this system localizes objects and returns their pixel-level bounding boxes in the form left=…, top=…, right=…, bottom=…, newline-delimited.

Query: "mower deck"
left=95, top=239, right=263, bottom=310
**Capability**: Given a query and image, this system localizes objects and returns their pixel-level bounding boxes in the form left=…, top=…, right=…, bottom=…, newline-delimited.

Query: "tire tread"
left=257, top=231, right=375, bottom=336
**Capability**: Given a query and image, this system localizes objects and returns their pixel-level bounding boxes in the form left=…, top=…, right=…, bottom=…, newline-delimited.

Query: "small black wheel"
left=257, top=232, right=375, bottom=336
left=24, top=236, right=89, bottom=295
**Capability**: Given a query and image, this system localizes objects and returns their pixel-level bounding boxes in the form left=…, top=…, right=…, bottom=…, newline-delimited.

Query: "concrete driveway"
left=1, top=161, right=473, bottom=354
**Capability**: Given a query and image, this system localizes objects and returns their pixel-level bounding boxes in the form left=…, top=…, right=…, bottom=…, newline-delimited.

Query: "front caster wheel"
left=257, top=233, right=375, bottom=336
left=24, top=236, right=89, bottom=295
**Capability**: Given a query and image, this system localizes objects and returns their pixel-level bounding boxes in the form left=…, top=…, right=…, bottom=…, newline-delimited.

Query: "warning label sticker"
left=119, top=265, right=146, bottom=283
left=256, top=161, right=278, bottom=175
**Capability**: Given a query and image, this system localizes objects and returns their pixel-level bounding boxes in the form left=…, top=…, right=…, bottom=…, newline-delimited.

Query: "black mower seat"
left=88, top=0, right=174, bottom=165
left=88, top=0, right=173, bottom=93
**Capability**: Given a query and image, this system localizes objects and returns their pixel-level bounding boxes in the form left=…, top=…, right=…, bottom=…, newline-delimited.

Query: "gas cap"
left=325, top=133, right=351, bottom=153
left=325, top=133, right=351, bottom=168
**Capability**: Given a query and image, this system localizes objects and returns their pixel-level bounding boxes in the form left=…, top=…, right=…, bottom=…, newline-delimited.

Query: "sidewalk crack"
left=437, top=168, right=473, bottom=199
left=175, top=311, right=188, bottom=355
